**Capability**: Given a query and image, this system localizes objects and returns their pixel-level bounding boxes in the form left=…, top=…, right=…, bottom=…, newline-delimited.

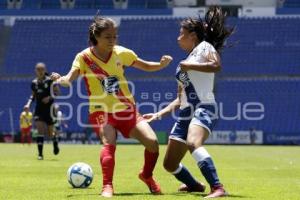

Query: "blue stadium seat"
left=41, top=0, right=61, bottom=9
left=22, top=0, right=42, bottom=9
left=284, top=0, right=300, bottom=8
left=74, top=0, right=94, bottom=9
left=128, top=0, right=146, bottom=9
left=147, top=0, right=167, bottom=9
left=95, top=0, right=114, bottom=9
left=0, top=0, right=7, bottom=9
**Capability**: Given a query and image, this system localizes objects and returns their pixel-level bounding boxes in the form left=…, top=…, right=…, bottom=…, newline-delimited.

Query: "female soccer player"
left=24, top=62, right=60, bottom=160
left=20, top=106, right=33, bottom=145
left=143, top=6, right=234, bottom=198
left=51, top=16, right=172, bottom=197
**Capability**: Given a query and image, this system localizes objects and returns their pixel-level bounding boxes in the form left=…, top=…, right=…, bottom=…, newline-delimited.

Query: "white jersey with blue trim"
left=176, top=41, right=217, bottom=109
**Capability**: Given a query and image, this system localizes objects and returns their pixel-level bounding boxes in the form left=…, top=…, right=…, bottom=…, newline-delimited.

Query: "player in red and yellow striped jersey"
left=51, top=16, right=172, bottom=197
left=20, top=107, right=33, bottom=144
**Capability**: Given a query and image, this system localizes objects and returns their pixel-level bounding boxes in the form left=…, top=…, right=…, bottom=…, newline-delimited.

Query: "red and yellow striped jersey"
left=20, top=111, right=33, bottom=128
left=72, top=45, right=138, bottom=113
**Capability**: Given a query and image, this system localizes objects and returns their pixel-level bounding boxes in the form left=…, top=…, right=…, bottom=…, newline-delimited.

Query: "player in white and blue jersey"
left=144, top=6, right=234, bottom=198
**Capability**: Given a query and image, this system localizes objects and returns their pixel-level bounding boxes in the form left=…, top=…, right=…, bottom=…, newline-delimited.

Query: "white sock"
left=191, top=147, right=210, bottom=163
left=171, top=163, right=183, bottom=175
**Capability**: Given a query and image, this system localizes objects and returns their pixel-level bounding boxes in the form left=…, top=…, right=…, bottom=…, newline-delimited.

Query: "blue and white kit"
left=170, top=41, right=218, bottom=143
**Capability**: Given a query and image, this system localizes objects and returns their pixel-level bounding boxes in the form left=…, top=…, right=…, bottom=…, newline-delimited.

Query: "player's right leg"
left=47, top=124, right=59, bottom=155
left=26, top=127, right=32, bottom=144
left=163, top=138, right=206, bottom=193
left=20, top=129, right=25, bottom=144
left=129, top=121, right=161, bottom=195
left=35, top=120, right=47, bottom=160
left=89, top=111, right=117, bottom=198
left=99, top=124, right=117, bottom=198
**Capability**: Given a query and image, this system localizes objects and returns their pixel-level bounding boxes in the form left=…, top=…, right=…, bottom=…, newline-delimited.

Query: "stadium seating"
left=128, top=0, right=147, bottom=8
left=0, top=0, right=6, bottom=9
left=147, top=0, right=167, bottom=9
left=284, top=0, right=300, bottom=8
left=3, top=19, right=90, bottom=75
left=95, top=0, right=114, bottom=9
left=1, top=78, right=299, bottom=136
left=2, top=17, right=300, bottom=76
left=69, top=0, right=115, bottom=9
left=1, top=17, right=300, bottom=143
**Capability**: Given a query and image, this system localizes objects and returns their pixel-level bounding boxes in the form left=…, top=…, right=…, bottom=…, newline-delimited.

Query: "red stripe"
left=83, top=72, right=91, bottom=96
left=82, top=53, right=134, bottom=108
left=82, top=54, right=109, bottom=78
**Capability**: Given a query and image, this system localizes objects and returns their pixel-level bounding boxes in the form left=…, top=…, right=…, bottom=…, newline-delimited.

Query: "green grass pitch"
left=1, top=143, right=300, bottom=200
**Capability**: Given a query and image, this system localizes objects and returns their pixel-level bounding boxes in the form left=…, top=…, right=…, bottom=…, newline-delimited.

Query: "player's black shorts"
left=34, top=106, right=55, bottom=125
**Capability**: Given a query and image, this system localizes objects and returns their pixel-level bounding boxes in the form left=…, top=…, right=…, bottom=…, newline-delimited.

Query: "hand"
left=180, top=61, right=190, bottom=72
left=42, top=96, right=51, bottom=104
left=23, top=105, right=30, bottom=111
left=50, top=72, right=61, bottom=81
left=160, top=55, right=173, bottom=68
left=142, top=113, right=160, bottom=123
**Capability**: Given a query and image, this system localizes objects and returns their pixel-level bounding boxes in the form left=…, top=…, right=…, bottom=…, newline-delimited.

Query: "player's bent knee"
left=145, top=138, right=159, bottom=152
left=186, top=140, right=201, bottom=152
left=163, top=160, right=178, bottom=172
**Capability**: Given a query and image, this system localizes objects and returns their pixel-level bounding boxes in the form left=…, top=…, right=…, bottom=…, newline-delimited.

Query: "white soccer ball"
left=67, top=162, right=93, bottom=188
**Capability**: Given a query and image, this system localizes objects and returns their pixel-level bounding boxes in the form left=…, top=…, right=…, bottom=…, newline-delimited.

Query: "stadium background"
left=0, top=0, right=299, bottom=145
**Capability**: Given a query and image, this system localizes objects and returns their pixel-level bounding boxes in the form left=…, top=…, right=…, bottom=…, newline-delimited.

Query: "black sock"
left=173, top=164, right=199, bottom=189
left=53, top=135, right=59, bottom=147
left=53, top=135, right=60, bottom=155
left=36, top=135, right=44, bottom=156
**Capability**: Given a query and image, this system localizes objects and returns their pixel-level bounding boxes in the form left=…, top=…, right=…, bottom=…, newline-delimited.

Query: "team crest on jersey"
left=44, top=83, right=48, bottom=88
left=101, top=76, right=120, bottom=94
left=176, top=65, right=190, bottom=88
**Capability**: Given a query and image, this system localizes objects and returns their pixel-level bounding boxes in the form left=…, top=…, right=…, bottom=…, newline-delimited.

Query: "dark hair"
left=180, top=6, right=234, bottom=53
left=89, top=16, right=117, bottom=46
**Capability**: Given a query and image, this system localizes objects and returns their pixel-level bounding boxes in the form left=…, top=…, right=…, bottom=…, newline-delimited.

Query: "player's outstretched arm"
left=132, top=55, right=173, bottom=72
left=180, top=51, right=221, bottom=73
left=51, top=68, right=79, bottom=87
left=143, top=97, right=180, bottom=123
left=143, top=84, right=182, bottom=123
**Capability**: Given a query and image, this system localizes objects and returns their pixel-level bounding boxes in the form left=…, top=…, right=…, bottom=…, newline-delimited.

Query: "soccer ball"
left=67, top=162, right=93, bottom=188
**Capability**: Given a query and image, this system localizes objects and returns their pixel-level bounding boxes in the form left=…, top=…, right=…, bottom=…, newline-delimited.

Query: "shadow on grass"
left=66, top=191, right=250, bottom=198
left=114, top=192, right=154, bottom=196
left=45, top=158, right=59, bottom=161
left=226, top=194, right=252, bottom=198
left=66, top=193, right=99, bottom=198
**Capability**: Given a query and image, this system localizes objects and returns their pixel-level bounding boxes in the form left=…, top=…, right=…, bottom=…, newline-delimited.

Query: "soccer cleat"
left=178, top=181, right=206, bottom=192
left=101, top=184, right=114, bottom=198
left=37, top=155, right=43, bottom=160
left=204, top=185, right=228, bottom=198
left=138, top=172, right=162, bottom=195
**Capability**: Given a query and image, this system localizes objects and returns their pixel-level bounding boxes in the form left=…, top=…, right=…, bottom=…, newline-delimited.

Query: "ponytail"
left=180, top=6, right=234, bottom=53
left=204, top=6, right=234, bottom=52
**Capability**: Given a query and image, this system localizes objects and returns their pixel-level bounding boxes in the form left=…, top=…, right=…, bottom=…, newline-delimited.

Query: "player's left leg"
left=35, top=121, right=47, bottom=160
left=21, top=130, right=25, bottom=144
left=187, top=125, right=227, bottom=198
left=48, top=125, right=59, bottom=155
left=129, top=121, right=161, bottom=194
left=26, top=128, right=32, bottom=145
left=163, top=139, right=205, bottom=192
left=98, top=124, right=117, bottom=198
